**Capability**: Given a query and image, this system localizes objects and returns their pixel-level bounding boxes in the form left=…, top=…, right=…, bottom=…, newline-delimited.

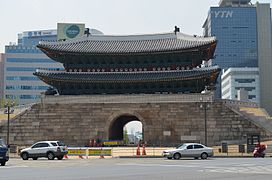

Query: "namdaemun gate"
left=35, top=28, right=220, bottom=95
left=1, top=27, right=271, bottom=148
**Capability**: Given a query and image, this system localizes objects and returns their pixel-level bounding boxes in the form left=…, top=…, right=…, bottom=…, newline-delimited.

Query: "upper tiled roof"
left=37, top=32, right=216, bottom=54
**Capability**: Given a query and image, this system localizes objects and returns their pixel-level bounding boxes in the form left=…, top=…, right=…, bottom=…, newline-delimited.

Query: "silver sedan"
left=162, top=143, right=213, bottom=160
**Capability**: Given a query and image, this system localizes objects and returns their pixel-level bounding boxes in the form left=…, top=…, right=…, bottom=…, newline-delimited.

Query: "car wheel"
left=167, top=157, right=172, bottom=160
left=253, top=154, right=257, bottom=158
left=1, top=162, right=6, bottom=166
left=32, top=157, right=38, bottom=160
left=21, top=152, right=29, bottom=160
left=47, top=152, right=55, bottom=160
left=173, top=153, right=181, bottom=160
left=201, top=152, right=208, bottom=159
left=57, top=155, right=64, bottom=160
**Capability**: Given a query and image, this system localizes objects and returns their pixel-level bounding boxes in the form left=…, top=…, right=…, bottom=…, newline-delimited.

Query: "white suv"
left=20, top=141, right=68, bottom=160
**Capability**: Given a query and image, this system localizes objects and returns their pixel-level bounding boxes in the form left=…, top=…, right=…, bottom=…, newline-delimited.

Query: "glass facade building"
left=203, top=0, right=272, bottom=115
left=204, top=7, right=258, bottom=68
left=0, top=54, right=4, bottom=99
left=3, top=30, right=64, bottom=105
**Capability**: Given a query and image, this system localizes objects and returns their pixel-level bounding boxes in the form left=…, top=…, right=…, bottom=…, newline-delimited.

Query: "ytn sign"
left=212, top=11, right=233, bottom=18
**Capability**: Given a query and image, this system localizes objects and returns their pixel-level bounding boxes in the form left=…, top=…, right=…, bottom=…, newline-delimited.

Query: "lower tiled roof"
left=34, top=66, right=220, bottom=83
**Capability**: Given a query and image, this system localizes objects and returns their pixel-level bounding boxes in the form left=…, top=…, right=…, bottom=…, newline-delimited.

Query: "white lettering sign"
left=22, top=30, right=57, bottom=37
left=213, top=11, right=233, bottom=18
left=163, top=131, right=171, bottom=136
left=180, top=136, right=197, bottom=141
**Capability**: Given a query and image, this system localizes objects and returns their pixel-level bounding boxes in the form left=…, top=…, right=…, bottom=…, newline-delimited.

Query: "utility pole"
left=4, top=102, right=14, bottom=145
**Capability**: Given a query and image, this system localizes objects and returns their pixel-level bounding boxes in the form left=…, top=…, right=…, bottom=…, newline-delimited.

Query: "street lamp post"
left=200, top=102, right=210, bottom=146
left=4, top=102, right=15, bottom=145
left=7, top=106, right=10, bottom=146
left=204, top=102, right=208, bottom=146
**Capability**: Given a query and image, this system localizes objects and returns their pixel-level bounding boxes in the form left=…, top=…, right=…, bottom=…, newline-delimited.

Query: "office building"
left=203, top=0, right=272, bottom=114
left=3, top=27, right=104, bottom=105
left=221, top=67, right=260, bottom=104
left=0, top=53, right=4, bottom=99
left=3, top=30, right=64, bottom=105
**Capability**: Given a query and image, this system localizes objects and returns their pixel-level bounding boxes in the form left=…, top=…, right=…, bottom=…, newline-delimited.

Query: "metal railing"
left=9, top=144, right=272, bottom=158
left=222, top=99, right=259, bottom=108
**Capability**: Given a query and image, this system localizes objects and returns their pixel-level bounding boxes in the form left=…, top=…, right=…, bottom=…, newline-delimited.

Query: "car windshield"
left=176, top=144, right=187, bottom=149
left=57, top=141, right=66, bottom=146
left=0, top=139, right=7, bottom=148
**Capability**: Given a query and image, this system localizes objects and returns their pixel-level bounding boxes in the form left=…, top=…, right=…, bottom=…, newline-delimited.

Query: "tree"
left=0, top=96, right=18, bottom=108
left=0, top=97, right=17, bottom=145
left=123, top=128, right=129, bottom=145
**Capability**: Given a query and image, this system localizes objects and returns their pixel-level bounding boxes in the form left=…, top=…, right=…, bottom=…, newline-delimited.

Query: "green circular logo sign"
left=66, top=25, right=80, bottom=38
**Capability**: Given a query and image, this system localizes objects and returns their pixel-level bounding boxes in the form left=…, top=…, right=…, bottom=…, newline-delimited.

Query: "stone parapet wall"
left=0, top=94, right=271, bottom=147
left=41, top=93, right=214, bottom=104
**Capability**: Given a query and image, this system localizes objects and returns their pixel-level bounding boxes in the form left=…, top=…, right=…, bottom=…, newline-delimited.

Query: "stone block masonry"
left=0, top=94, right=271, bottom=147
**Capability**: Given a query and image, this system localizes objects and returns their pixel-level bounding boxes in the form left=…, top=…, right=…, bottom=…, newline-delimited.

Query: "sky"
left=1, top=0, right=271, bottom=53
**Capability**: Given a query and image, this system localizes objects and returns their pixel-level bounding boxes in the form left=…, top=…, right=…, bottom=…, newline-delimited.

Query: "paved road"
left=0, top=158, right=272, bottom=180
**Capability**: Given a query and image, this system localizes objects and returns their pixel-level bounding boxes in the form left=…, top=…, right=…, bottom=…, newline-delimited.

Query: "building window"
left=234, top=79, right=255, bottom=83
left=5, top=94, right=17, bottom=99
left=5, top=85, right=49, bottom=90
left=235, top=87, right=255, bottom=91
left=6, top=58, right=54, bottom=63
left=6, top=76, right=39, bottom=81
left=222, top=89, right=229, bottom=96
left=6, top=67, right=37, bottom=72
left=6, top=86, right=14, bottom=90
left=222, top=80, right=230, bottom=88
left=20, top=95, right=41, bottom=99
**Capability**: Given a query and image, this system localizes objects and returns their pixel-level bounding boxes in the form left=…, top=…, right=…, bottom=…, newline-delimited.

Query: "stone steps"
left=225, top=104, right=272, bottom=134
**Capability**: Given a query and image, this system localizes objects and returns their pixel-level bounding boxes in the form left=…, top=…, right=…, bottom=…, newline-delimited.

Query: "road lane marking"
left=200, top=165, right=272, bottom=175
left=116, top=163, right=197, bottom=168
left=0, top=165, right=28, bottom=168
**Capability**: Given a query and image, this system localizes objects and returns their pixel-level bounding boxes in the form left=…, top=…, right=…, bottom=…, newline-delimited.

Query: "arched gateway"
left=106, top=112, right=146, bottom=142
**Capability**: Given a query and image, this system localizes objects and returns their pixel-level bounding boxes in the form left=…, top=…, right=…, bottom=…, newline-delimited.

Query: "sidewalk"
left=9, top=145, right=272, bottom=159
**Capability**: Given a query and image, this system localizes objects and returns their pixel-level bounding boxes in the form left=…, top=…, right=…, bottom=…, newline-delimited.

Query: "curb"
left=119, top=155, right=162, bottom=158
left=119, top=155, right=272, bottom=158
left=213, top=156, right=254, bottom=158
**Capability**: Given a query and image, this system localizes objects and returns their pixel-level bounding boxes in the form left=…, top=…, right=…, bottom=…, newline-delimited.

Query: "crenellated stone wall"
left=0, top=94, right=271, bottom=147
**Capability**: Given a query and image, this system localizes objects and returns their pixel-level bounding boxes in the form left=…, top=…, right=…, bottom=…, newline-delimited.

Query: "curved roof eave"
left=37, top=32, right=216, bottom=55
left=40, top=42, right=215, bottom=56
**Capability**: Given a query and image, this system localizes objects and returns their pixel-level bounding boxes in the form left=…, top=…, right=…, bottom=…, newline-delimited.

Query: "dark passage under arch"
left=109, top=115, right=142, bottom=141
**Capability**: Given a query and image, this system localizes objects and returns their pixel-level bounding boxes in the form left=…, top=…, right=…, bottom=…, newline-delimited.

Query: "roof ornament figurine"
left=84, top=28, right=91, bottom=37
left=174, top=26, right=180, bottom=35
